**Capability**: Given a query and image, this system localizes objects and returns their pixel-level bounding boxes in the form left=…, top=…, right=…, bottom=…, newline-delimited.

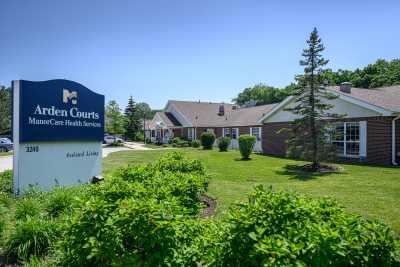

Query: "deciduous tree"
left=105, top=100, right=125, bottom=136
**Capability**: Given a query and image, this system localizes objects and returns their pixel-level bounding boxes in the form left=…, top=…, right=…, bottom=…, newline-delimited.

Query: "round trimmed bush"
left=200, top=132, right=215, bottom=150
left=238, top=134, right=256, bottom=159
left=191, top=140, right=201, bottom=148
left=217, top=137, right=231, bottom=152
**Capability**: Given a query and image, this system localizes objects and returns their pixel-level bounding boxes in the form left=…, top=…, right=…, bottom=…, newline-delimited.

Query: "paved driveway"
left=0, top=155, right=13, bottom=172
left=0, top=144, right=148, bottom=172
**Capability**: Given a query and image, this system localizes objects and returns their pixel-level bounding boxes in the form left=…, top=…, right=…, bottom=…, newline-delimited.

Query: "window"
left=250, top=127, right=261, bottom=141
left=206, top=128, right=215, bottom=134
left=231, top=128, right=239, bottom=140
left=187, top=128, right=195, bottom=140
left=151, top=130, right=155, bottom=137
left=331, top=122, right=360, bottom=157
left=223, top=128, right=231, bottom=137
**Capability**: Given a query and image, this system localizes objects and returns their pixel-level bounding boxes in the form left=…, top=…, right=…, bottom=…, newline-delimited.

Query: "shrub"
left=134, top=132, right=144, bottom=142
left=15, top=198, right=41, bottom=220
left=108, top=141, right=123, bottom=147
left=6, top=216, right=57, bottom=262
left=200, top=132, right=215, bottom=149
left=238, top=134, right=256, bottom=159
left=191, top=139, right=201, bottom=148
left=45, top=187, right=77, bottom=217
left=217, top=137, right=231, bottom=152
left=56, top=152, right=209, bottom=266
left=170, top=137, right=189, bottom=147
left=210, top=186, right=400, bottom=266
left=0, top=170, right=12, bottom=194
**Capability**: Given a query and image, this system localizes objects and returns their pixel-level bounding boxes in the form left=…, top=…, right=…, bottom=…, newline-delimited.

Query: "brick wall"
left=262, top=122, right=291, bottom=157
left=262, top=116, right=396, bottom=165
left=172, top=128, right=182, bottom=138
left=365, top=117, right=393, bottom=165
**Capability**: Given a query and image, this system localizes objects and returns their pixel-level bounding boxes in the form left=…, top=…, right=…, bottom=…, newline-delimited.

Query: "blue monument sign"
left=13, top=80, right=105, bottom=193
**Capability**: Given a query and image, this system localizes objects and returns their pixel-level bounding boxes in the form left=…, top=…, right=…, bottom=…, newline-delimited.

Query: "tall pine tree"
left=124, top=96, right=142, bottom=140
left=286, top=28, right=341, bottom=170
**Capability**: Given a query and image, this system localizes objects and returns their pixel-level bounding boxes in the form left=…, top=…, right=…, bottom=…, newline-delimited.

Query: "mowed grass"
left=0, top=151, right=12, bottom=157
left=103, top=148, right=400, bottom=233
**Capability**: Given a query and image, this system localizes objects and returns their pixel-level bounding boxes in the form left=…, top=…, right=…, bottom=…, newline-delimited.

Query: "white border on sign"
left=12, top=80, right=20, bottom=195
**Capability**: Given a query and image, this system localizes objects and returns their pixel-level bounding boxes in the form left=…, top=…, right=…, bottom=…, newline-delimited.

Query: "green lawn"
left=103, top=148, right=400, bottom=233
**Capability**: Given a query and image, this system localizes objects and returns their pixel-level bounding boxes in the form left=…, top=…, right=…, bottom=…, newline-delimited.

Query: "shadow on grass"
left=276, top=164, right=338, bottom=181
left=234, top=158, right=252, bottom=161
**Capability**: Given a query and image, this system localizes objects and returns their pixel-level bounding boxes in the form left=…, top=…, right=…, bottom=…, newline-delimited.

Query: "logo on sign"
left=63, top=89, right=78, bottom=105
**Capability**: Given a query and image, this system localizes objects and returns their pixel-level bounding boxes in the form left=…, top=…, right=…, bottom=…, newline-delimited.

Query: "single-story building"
left=146, top=100, right=275, bottom=152
left=258, top=83, right=400, bottom=165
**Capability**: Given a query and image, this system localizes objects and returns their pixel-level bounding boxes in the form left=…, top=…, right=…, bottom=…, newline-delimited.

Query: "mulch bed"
left=200, top=195, right=217, bottom=218
left=300, top=163, right=343, bottom=173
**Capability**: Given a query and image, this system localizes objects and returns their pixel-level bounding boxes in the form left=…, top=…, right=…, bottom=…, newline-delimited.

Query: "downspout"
left=392, top=114, right=400, bottom=165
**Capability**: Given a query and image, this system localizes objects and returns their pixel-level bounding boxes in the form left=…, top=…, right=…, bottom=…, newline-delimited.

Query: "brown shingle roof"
left=327, top=85, right=400, bottom=113
left=225, top=104, right=276, bottom=126
left=169, top=100, right=235, bottom=127
left=168, top=100, right=276, bottom=127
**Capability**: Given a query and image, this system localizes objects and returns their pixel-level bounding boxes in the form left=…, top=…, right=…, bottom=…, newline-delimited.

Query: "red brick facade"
left=262, top=116, right=398, bottom=165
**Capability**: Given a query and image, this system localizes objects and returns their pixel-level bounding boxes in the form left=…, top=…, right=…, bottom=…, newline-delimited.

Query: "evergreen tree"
left=105, top=100, right=125, bottom=136
left=0, top=86, right=11, bottom=135
left=286, top=28, right=341, bottom=170
left=124, top=96, right=142, bottom=140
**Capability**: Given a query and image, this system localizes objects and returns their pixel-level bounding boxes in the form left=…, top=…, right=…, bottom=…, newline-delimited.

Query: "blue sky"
left=1, top=0, right=399, bottom=109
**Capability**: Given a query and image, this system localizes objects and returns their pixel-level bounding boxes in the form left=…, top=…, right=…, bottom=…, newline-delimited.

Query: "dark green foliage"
left=124, top=96, right=142, bottom=140
left=210, top=186, right=400, bottom=266
left=285, top=28, right=341, bottom=169
left=6, top=217, right=57, bottom=262
left=324, top=58, right=400, bottom=89
left=191, top=139, right=201, bottom=148
left=200, top=132, right=216, bottom=149
left=217, top=136, right=231, bottom=152
left=233, top=83, right=293, bottom=106
left=0, top=86, right=11, bottom=135
left=238, top=135, right=256, bottom=159
left=170, top=137, right=190, bottom=147
left=0, top=170, right=12, bottom=194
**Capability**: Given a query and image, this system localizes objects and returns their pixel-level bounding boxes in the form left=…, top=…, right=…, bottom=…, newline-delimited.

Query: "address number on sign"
left=25, top=146, right=39, bottom=153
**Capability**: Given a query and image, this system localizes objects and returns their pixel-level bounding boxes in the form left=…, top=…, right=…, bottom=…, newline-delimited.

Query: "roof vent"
left=218, top=104, right=225, bottom=116
left=340, top=82, right=352, bottom=94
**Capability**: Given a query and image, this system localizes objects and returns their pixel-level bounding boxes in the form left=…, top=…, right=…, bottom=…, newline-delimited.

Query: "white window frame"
left=187, top=127, right=196, bottom=140
left=223, top=128, right=231, bottom=138
left=331, top=121, right=366, bottom=158
left=231, top=128, right=239, bottom=140
left=250, top=127, right=262, bottom=141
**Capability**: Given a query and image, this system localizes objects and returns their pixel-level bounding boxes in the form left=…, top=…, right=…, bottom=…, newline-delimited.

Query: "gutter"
left=392, top=114, right=400, bottom=165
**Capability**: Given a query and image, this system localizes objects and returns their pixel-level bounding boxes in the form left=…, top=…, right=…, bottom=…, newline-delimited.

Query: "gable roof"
left=148, top=111, right=181, bottom=129
left=166, top=100, right=276, bottom=127
left=326, top=85, right=400, bottom=113
left=258, top=85, right=400, bottom=123
left=226, top=104, right=276, bottom=126
left=167, top=100, right=235, bottom=127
